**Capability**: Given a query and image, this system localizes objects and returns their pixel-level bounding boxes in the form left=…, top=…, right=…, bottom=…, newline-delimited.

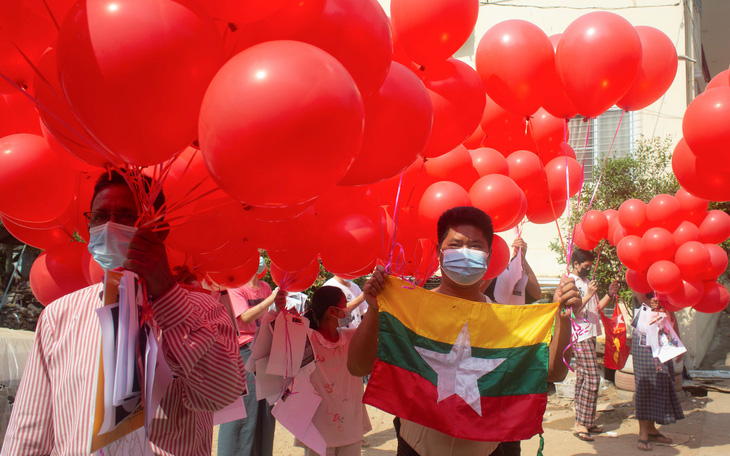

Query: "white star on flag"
left=415, top=322, right=506, bottom=416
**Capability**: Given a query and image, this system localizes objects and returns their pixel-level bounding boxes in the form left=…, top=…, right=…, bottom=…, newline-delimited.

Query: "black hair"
left=436, top=206, right=494, bottom=248
left=303, top=286, right=346, bottom=330
left=91, top=170, right=165, bottom=213
left=570, top=248, right=595, bottom=266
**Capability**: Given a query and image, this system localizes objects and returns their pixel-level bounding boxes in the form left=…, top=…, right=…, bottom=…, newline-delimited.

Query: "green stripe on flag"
left=379, top=311, right=549, bottom=397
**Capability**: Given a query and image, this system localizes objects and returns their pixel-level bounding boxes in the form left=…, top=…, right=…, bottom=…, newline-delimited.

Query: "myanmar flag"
left=363, top=276, right=560, bottom=442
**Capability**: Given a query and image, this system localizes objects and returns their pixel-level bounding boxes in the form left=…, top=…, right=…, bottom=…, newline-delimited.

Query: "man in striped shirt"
left=1, top=171, right=246, bottom=455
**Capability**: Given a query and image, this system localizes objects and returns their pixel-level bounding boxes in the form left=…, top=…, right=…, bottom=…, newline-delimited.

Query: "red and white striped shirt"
left=1, top=283, right=245, bottom=456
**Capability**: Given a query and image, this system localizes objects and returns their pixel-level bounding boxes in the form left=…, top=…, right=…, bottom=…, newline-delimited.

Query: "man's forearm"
left=347, top=304, right=379, bottom=377
left=346, top=294, right=365, bottom=311
left=547, top=312, right=572, bottom=383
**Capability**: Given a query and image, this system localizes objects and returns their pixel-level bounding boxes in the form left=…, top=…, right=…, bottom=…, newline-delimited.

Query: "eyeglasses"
left=83, top=211, right=138, bottom=226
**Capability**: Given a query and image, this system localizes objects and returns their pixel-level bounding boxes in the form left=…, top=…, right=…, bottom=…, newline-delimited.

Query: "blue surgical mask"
left=87, top=221, right=137, bottom=270
left=332, top=307, right=352, bottom=327
left=441, top=248, right=490, bottom=286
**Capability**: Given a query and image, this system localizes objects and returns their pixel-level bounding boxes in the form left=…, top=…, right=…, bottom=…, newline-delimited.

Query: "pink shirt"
left=1, top=283, right=245, bottom=456
left=228, top=282, right=272, bottom=346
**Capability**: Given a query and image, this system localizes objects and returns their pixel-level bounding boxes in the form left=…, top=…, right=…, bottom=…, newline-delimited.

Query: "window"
left=568, top=109, right=638, bottom=180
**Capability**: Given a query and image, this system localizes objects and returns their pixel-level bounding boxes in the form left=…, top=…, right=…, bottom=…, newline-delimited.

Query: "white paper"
left=213, top=396, right=247, bottom=425
left=272, top=365, right=325, bottom=456
left=254, top=357, right=292, bottom=404
left=267, top=312, right=310, bottom=378
left=647, top=315, right=686, bottom=364
left=493, top=254, right=526, bottom=305
left=248, top=313, right=276, bottom=367
left=114, top=271, right=141, bottom=406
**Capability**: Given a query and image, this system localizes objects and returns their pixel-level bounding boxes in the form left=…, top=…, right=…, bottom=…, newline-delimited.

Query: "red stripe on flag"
left=363, top=359, right=546, bottom=442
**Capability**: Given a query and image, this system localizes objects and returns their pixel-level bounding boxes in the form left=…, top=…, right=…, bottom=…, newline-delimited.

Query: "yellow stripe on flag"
left=378, top=276, right=560, bottom=349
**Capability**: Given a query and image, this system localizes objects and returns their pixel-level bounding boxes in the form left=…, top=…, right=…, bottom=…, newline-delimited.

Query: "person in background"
left=218, top=260, right=285, bottom=456
left=2, top=170, right=245, bottom=456
left=631, top=291, right=684, bottom=452
left=569, top=248, right=619, bottom=442
left=288, top=286, right=371, bottom=456
left=323, top=275, right=367, bottom=328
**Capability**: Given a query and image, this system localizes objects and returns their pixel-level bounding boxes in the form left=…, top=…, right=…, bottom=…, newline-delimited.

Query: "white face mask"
left=332, top=307, right=352, bottom=327
left=87, top=221, right=137, bottom=270
left=441, top=247, right=490, bottom=286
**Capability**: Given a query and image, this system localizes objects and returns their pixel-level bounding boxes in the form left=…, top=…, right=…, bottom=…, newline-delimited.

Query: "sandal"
left=587, top=425, right=604, bottom=434
left=648, top=433, right=673, bottom=444
left=637, top=439, right=652, bottom=451
left=573, top=431, right=594, bottom=442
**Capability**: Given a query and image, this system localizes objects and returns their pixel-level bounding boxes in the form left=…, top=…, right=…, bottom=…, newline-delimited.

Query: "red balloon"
left=206, top=263, right=259, bottom=289
left=675, top=241, right=710, bottom=281
left=0, top=4, right=56, bottom=93
left=293, top=0, right=392, bottom=97
left=247, top=207, right=319, bottom=253
left=675, top=188, right=708, bottom=225
left=625, top=268, right=652, bottom=294
left=542, top=34, right=578, bottom=119
left=525, top=190, right=567, bottom=225
left=706, top=69, right=729, bottom=91
left=693, top=282, right=729, bottom=313
left=529, top=109, right=568, bottom=162
left=57, top=0, right=225, bottom=166
left=199, top=40, right=364, bottom=206
left=476, top=20, right=555, bottom=116
left=573, top=223, right=599, bottom=251
left=617, top=235, right=645, bottom=271
left=242, top=202, right=313, bottom=223
left=201, top=0, right=287, bottom=24
left=604, top=209, right=619, bottom=225
left=420, top=58, right=486, bottom=158
left=482, top=130, right=537, bottom=157
left=556, top=12, right=642, bottom=118
left=166, top=196, right=251, bottom=255
left=480, top=93, right=526, bottom=137
left=682, top=87, right=730, bottom=160
left=423, top=145, right=479, bottom=192
left=672, top=221, right=700, bottom=249
left=506, top=150, right=545, bottom=198
left=0, top=134, right=76, bottom=222
left=319, top=213, right=379, bottom=275
left=618, top=199, right=648, bottom=236
left=641, top=227, right=676, bottom=264
left=667, top=280, right=704, bottom=309
left=267, top=248, right=319, bottom=274
left=647, top=260, right=682, bottom=294
left=339, top=62, right=432, bottom=186
left=617, top=26, right=678, bottom=111
left=1, top=215, right=75, bottom=249
left=270, top=258, right=321, bottom=293
left=700, top=244, right=729, bottom=281
left=417, top=181, right=471, bottom=241
left=672, top=138, right=730, bottom=202
left=483, top=234, right=510, bottom=281
left=390, top=0, right=478, bottom=66
left=582, top=210, right=609, bottom=242
left=29, top=242, right=93, bottom=305
left=611, top=224, right=628, bottom=247
left=469, top=147, right=509, bottom=177
left=647, top=194, right=681, bottom=231
left=698, top=210, right=730, bottom=244
left=463, top=125, right=485, bottom=149
left=0, top=92, right=40, bottom=136
left=469, top=175, right=525, bottom=232
left=545, top=156, right=582, bottom=202
left=193, top=240, right=259, bottom=283
left=33, top=49, right=110, bottom=168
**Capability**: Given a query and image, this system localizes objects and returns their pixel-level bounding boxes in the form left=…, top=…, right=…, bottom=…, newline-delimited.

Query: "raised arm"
left=347, top=266, right=387, bottom=377
left=547, top=275, right=581, bottom=383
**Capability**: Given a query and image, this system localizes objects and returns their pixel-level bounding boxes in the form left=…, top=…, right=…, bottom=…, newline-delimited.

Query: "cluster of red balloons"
left=673, top=71, right=730, bottom=202
left=572, top=189, right=730, bottom=313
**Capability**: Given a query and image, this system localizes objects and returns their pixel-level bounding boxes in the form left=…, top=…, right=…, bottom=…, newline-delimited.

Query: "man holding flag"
left=348, top=206, right=581, bottom=455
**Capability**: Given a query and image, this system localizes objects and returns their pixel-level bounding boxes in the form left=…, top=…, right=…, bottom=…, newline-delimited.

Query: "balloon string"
left=385, top=170, right=407, bottom=274
left=591, top=240, right=605, bottom=281
left=39, top=0, right=61, bottom=30
left=565, top=118, right=592, bottom=272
